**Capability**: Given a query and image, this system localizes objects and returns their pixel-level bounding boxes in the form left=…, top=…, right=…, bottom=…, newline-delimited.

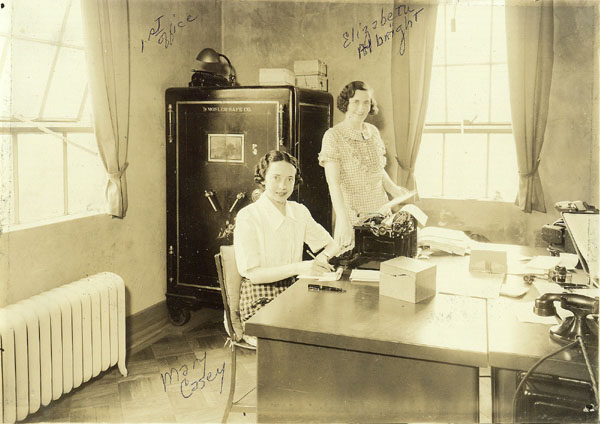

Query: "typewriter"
left=333, top=210, right=418, bottom=269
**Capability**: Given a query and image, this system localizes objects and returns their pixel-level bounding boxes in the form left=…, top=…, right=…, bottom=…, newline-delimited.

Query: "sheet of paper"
left=562, top=213, right=599, bottom=279
left=559, top=252, right=580, bottom=270
left=349, top=269, right=380, bottom=282
left=298, top=267, right=343, bottom=282
left=526, top=255, right=561, bottom=271
left=399, top=204, right=428, bottom=226
left=438, top=271, right=504, bottom=299
left=377, top=190, right=417, bottom=214
left=513, top=301, right=559, bottom=325
left=500, top=274, right=531, bottom=298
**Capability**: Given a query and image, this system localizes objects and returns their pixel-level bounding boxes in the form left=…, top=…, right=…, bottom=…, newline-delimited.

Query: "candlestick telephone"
left=534, top=293, right=599, bottom=345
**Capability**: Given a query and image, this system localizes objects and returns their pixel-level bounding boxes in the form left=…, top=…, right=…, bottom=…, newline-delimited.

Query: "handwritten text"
left=160, top=351, right=226, bottom=399
left=141, top=13, right=199, bottom=52
left=341, top=5, right=424, bottom=59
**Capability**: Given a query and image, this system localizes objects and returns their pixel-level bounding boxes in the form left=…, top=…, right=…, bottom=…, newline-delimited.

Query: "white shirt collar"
left=257, top=193, right=298, bottom=230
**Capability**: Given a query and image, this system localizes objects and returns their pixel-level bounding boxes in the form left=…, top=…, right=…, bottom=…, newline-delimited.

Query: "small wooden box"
left=259, top=68, right=295, bottom=86
left=295, top=74, right=328, bottom=91
left=380, top=257, right=436, bottom=303
left=294, top=59, right=327, bottom=76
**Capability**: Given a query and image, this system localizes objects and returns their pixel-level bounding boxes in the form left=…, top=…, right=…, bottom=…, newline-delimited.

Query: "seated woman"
left=234, top=150, right=339, bottom=324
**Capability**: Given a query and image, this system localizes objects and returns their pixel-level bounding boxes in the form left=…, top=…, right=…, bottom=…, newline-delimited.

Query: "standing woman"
left=318, top=81, right=409, bottom=251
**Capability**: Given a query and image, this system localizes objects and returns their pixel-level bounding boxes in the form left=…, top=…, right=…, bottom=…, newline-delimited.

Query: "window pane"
left=490, top=64, right=511, bottom=122
left=489, top=134, right=518, bottom=202
left=0, top=1, right=10, bottom=33
left=13, top=0, right=70, bottom=42
left=43, top=47, right=87, bottom=119
left=0, top=38, right=11, bottom=119
left=443, top=133, right=486, bottom=199
left=12, top=39, right=56, bottom=119
left=0, top=135, right=13, bottom=227
left=18, top=134, right=64, bottom=223
left=415, top=133, right=443, bottom=197
left=491, top=4, right=507, bottom=63
left=426, top=66, right=446, bottom=122
left=446, top=5, right=491, bottom=66
left=446, top=65, right=490, bottom=122
left=67, top=133, right=106, bottom=214
left=432, top=5, right=446, bottom=66
left=62, top=0, right=85, bottom=46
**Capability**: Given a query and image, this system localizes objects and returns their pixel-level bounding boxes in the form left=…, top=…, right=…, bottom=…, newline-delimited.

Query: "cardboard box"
left=259, top=68, right=295, bottom=86
left=380, top=256, right=437, bottom=303
left=294, top=59, right=327, bottom=76
left=295, top=74, right=328, bottom=91
left=469, top=248, right=507, bottom=274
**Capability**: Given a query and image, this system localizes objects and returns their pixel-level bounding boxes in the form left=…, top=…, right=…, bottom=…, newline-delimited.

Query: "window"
left=414, top=1, right=518, bottom=201
left=0, top=0, right=106, bottom=229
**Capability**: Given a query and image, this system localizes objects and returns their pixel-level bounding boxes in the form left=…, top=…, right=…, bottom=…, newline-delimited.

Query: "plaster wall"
left=1, top=0, right=221, bottom=312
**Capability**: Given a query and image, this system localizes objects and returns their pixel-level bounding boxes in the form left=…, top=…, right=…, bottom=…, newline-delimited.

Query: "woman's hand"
left=335, top=216, right=354, bottom=252
left=297, top=260, right=331, bottom=276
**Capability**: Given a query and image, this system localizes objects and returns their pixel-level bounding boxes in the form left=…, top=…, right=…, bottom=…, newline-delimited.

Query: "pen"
left=308, top=284, right=345, bottom=293
left=306, top=250, right=334, bottom=271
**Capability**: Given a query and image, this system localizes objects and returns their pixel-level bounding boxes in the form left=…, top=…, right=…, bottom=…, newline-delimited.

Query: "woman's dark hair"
left=337, top=80, right=379, bottom=115
left=254, top=150, right=303, bottom=188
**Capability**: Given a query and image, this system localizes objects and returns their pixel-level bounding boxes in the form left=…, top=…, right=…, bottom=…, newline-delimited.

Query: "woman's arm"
left=323, top=161, right=353, bottom=248
left=382, top=169, right=410, bottom=198
left=244, top=261, right=327, bottom=285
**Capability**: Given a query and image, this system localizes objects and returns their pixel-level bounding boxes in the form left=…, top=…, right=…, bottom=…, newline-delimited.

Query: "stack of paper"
left=349, top=269, right=380, bottom=282
left=418, top=226, right=473, bottom=256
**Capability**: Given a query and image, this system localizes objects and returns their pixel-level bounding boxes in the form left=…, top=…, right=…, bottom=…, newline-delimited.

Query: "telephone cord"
left=511, top=339, right=579, bottom=424
left=578, top=335, right=599, bottom=405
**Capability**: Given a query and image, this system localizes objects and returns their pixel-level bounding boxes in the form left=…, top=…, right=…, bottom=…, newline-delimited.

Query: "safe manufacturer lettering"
left=202, top=106, right=252, bottom=113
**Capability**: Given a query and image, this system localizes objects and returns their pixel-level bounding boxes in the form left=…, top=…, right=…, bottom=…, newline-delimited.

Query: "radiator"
left=0, top=272, right=128, bottom=423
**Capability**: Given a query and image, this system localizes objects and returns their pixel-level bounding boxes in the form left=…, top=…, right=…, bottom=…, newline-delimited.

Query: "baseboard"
left=126, top=300, right=225, bottom=355
left=126, top=300, right=170, bottom=355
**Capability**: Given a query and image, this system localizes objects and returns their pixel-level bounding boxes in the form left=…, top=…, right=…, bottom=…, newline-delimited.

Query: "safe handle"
left=229, top=192, right=246, bottom=213
left=204, top=190, right=219, bottom=212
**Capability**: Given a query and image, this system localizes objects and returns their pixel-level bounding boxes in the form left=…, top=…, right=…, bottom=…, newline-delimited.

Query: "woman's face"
left=346, top=89, right=371, bottom=122
left=263, top=160, right=296, bottom=206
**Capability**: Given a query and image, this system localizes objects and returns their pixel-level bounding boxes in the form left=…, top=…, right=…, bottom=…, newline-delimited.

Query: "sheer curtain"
left=81, top=0, right=131, bottom=217
left=390, top=2, right=438, bottom=195
left=505, top=0, right=554, bottom=213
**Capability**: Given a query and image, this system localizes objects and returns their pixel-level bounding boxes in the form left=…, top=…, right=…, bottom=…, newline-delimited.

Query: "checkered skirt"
left=239, top=276, right=296, bottom=322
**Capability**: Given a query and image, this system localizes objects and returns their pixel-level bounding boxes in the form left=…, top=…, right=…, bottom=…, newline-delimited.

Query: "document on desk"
left=438, top=271, right=504, bottom=299
left=349, top=269, right=380, bottom=282
left=513, top=301, right=559, bottom=325
left=298, top=267, right=343, bottom=282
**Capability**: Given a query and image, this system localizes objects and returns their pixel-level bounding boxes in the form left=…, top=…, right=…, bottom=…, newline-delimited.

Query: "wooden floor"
left=23, top=308, right=257, bottom=423
left=21, top=307, right=493, bottom=424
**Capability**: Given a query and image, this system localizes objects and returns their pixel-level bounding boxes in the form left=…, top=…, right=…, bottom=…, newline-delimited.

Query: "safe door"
left=168, top=99, right=281, bottom=317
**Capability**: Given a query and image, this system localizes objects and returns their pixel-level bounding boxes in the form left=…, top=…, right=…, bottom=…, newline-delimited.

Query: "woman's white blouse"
left=233, top=193, right=333, bottom=276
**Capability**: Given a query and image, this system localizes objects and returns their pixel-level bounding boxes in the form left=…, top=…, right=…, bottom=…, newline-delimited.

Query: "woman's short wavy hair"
left=337, top=81, right=378, bottom=115
left=254, top=150, right=303, bottom=188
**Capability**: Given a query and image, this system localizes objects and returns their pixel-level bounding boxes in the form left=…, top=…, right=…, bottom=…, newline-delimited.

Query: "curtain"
left=505, top=0, right=554, bottom=213
left=390, top=2, right=438, bottom=196
left=81, top=0, right=131, bottom=217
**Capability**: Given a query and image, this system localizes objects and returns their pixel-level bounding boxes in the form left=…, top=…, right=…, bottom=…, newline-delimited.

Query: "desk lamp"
left=190, top=47, right=237, bottom=87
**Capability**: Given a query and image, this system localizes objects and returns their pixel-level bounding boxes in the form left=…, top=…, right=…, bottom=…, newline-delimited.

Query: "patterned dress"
left=318, top=121, right=389, bottom=228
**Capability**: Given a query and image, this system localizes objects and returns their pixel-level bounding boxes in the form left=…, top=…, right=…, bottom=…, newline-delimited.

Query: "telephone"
left=534, top=293, right=599, bottom=345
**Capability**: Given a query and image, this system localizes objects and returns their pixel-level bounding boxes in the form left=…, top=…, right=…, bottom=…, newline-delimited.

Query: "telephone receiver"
left=534, top=293, right=599, bottom=345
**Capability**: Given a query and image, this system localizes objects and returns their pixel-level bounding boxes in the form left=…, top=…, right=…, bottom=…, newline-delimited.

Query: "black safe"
left=165, top=86, right=333, bottom=324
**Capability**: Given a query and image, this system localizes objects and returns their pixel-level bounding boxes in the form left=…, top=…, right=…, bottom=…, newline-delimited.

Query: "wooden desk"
left=245, top=277, right=488, bottom=422
left=488, top=297, right=599, bottom=423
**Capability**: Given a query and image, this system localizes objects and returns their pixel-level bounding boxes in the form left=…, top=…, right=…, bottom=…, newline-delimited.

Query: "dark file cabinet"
left=165, top=86, right=333, bottom=324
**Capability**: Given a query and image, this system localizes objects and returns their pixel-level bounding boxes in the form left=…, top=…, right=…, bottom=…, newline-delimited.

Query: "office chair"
left=215, top=245, right=257, bottom=423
